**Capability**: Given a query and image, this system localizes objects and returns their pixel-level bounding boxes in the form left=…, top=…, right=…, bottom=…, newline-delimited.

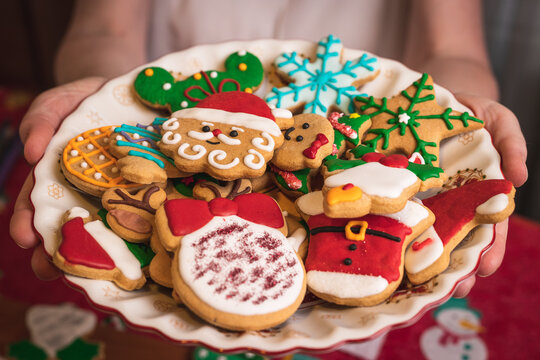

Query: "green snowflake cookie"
left=135, top=51, right=264, bottom=113
left=354, top=73, right=484, bottom=166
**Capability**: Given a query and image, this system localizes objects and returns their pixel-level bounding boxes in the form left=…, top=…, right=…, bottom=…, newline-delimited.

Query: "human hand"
left=452, top=93, right=527, bottom=297
left=10, top=77, right=107, bottom=280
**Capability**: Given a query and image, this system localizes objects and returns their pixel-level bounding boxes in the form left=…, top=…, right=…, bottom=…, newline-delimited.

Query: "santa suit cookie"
left=157, top=91, right=293, bottom=181
left=296, top=191, right=434, bottom=306
left=53, top=207, right=146, bottom=291
left=154, top=193, right=306, bottom=331
left=405, top=179, right=515, bottom=284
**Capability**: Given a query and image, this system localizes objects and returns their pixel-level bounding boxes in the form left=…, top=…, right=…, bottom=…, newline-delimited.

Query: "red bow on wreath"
left=164, top=193, right=284, bottom=236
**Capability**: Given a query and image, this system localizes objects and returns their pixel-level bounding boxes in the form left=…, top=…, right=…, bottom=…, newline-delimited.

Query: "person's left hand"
left=452, top=93, right=527, bottom=298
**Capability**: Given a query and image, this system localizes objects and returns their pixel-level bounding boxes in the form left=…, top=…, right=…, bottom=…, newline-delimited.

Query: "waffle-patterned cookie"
left=61, top=126, right=141, bottom=196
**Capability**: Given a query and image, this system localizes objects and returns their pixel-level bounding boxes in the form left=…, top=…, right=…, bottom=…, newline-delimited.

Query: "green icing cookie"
left=134, top=51, right=264, bottom=113
left=7, top=340, right=47, bottom=360
left=273, top=167, right=311, bottom=195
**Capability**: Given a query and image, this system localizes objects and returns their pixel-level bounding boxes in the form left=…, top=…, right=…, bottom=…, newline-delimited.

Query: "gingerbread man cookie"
left=296, top=191, right=434, bottom=306
left=266, top=34, right=380, bottom=116
left=135, top=50, right=264, bottom=113
left=354, top=73, right=484, bottom=166
left=158, top=91, right=292, bottom=181
left=154, top=193, right=306, bottom=330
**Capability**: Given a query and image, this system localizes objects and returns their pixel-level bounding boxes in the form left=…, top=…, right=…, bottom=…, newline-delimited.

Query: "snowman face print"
left=159, top=115, right=283, bottom=180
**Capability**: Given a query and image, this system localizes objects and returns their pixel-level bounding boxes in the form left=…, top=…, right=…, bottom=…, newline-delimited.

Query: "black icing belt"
left=309, top=226, right=402, bottom=242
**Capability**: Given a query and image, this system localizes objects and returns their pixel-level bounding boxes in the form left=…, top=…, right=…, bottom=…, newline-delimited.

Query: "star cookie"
left=354, top=73, right=484, bottom=166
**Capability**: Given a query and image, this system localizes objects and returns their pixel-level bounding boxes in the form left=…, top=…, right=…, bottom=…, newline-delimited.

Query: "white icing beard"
left=179, top=216, right=305, bottom=316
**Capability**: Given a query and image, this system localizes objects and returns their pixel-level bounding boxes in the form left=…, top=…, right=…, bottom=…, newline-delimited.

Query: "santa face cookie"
left=405, top=179, right=515, bottom=284
left=322, top=151, right=445, bottom=218
left=154, top=193, right=306, bottom=331
left=271, top=113, right=335, bottom=171
left=158, top=92, right=291, bottom=181
left=53, top=207, right=146, bottom=291
left=296, top=191, right=434, bottom=306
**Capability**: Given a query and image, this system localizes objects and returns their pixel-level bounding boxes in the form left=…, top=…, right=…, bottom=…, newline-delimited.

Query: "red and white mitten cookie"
left=321, top=152, right=445, bottom=218
left=296, top=191, right=434, bottom=306
left=405, top=179, right=515, bottom=284
left=154, top=193, right=306, bottom=331
left=53, top=207, right=146, bottom=290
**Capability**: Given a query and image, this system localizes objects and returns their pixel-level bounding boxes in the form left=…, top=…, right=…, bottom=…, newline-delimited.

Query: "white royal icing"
left=287, top=227, right=307, bottom=252
left=476, top=193, right=509, bottom=215
left=208, top=150, right=240, bottom=169
left=162, top=118, right=179, bottom=131
left=162, top=131, right=181, bottom=145
left=296, top=191, right=324, bottom=216
left=171, top=108, right=282, bottom=137
left=307, top=271, right=388, bottom=298
left=84, top=220, right=142, bottom=281
left=271, top=108, right=293, bottom=119
left=70, top=150, right=78, bottom=157
left=179, top=215, right=304, bottom=315
left=217, top=133, right=241, bottom=145
left=324, top=162, right=418, bottom=199
left=251, top=132, right=275, bottom=152
left=405, top=225, right=444, bottom=274
left=178, top=143, right=207, bottom=160
left=188, top=130, right=214, bottom=141
left=80, top=162, right=88, bottom=169
left=66, top=207, right=90, bottom=220
left=243, top=149, right=265, bottom=170
left=385, top=200, right=429, bottom=228
left=231, top=126, right=244, bottom=132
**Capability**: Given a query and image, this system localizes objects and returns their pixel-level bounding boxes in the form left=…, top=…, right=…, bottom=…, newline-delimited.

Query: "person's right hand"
left=10, top=76, right=107, bottom=280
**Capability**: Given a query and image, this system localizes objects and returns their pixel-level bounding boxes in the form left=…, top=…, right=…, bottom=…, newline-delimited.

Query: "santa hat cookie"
left=154, top=193, right=306, bottom=331
left=53, top=207, right=146, bottom=291
left=158, top=92, right=293, bottom=181
left=405, top=179, right=515, bottom=284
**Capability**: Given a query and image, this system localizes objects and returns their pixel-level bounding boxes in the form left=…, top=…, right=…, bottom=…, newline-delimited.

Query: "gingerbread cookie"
left=271, top=113, right=335, bottom=171
left=325, top=112, right=372, bottom=160
left=354, top=73, right=484, bottom=166
left=53, top=207, right=146, bottom=291
left=154, top=193, right=306, bottom=330
left=102, top=185, right=166, bottom=243
left=148, top=230, right=173, bottom=288
left=269, top=165, right=315, bottom=199
left=321, top=152, right=445, bottom=218
left=134, top=50, right=264, bottom=113
left=266, top=34, right=380, bottom=116
left=405, top=179, right=515, bottom=284
left=61, top=126, right=141, bottom=197
left=296, top=191, right=434, bottom=306
left=108, top=119, right=190, bottom=184
left=158, top=91, right=292, bottom=181
left=192, top=178, right=252, bottom=201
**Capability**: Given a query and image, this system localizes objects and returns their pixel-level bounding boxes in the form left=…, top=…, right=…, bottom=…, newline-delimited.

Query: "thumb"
left=19, top=77, right=107, bottom=165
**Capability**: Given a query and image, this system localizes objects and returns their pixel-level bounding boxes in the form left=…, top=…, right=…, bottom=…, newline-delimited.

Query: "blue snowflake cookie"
left=266, top=34, right=380, bottom=116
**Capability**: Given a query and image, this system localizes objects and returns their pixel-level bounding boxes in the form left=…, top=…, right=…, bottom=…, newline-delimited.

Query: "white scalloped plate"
left=31, top=39, right=503, bottom=356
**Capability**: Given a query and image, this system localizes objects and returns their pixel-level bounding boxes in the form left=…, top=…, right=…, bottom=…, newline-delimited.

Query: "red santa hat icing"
left=170, top=92, right=284, bottom=136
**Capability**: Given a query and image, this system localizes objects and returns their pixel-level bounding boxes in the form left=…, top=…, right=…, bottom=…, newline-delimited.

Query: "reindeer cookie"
left=158, top=91, right=293, bottom=181
left=154, top=193, right=306, bottom=331
left=102, top=185, right=166, bottom=243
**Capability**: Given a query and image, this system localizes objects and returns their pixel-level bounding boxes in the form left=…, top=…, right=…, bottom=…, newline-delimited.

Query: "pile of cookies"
left=52, top=35, right=515, bottom=331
